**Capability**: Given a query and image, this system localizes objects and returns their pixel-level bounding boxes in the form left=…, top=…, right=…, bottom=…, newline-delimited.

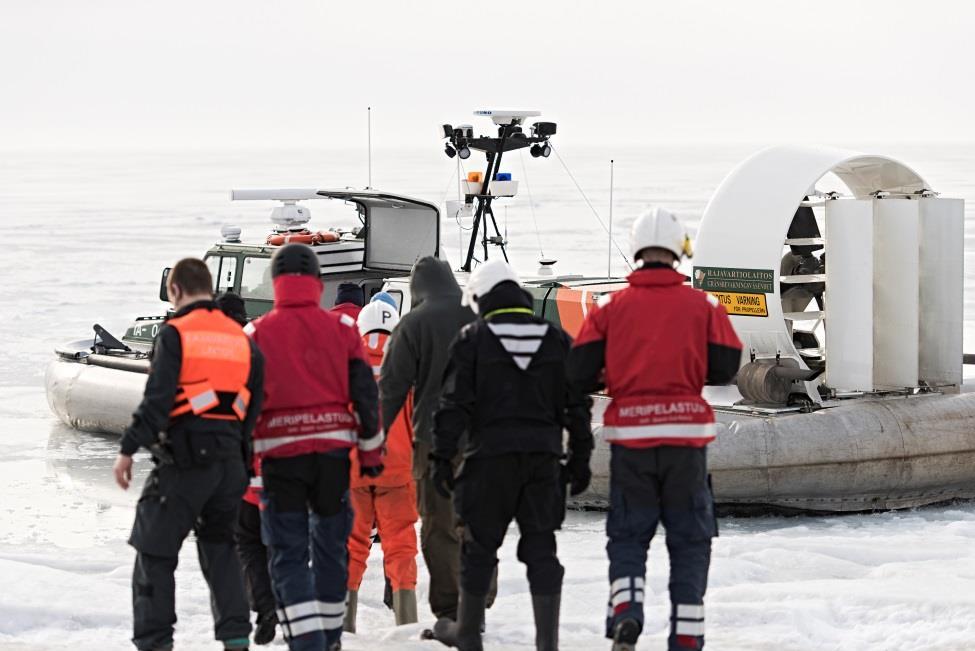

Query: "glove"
left=148, top=442, right=175, bottom=466
left=563, top=452, right=592, bottom=497
left=430, top=455, right=455, bottom=500
left=358, top=446, right=385, bottom=478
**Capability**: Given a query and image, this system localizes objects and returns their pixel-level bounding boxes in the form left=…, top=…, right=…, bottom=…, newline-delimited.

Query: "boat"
left=47, top=111, right=975, bottom=513
left=46, top=188, right=442, bottom=433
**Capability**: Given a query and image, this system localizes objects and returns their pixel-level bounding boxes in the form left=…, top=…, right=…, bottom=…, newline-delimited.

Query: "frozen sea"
left=2, top=144, right=975, bottom=650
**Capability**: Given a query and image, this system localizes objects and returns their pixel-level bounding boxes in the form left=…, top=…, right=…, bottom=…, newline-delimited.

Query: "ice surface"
left=2, top=146, right=975, bottom=649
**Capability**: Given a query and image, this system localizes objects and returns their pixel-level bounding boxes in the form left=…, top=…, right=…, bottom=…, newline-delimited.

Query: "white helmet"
left=629, top=206, right=693, bottom=263
left=357, top=300, right=399, bottom=335
left=462, top=259, right=520, bottom=313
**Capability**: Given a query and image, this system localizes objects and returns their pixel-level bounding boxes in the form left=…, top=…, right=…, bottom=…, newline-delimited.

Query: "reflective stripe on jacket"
left=248, top=274, right=378, bottom=462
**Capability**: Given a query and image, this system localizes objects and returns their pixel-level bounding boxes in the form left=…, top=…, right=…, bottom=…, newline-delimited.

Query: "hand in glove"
left=563, top=452, right=592, bottom=497
left=148, top=442, right=175, bottom=466
left=358, top=446, right=385, bottom=478
left=430, top=455, right=455, bottom=499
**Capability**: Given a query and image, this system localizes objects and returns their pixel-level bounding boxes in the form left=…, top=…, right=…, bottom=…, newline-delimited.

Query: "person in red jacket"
left=343, top=299, right=420, bottom=632
left=568, top=207, right=742, bottom=651
left=247, top=244, right=383, bottom=651
left=331, top=282, right=364, bottom=321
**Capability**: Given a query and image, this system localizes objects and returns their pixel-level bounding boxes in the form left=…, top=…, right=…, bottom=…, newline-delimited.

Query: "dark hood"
left=410, top=256, right=461, bottom=306
left=476, top=281, right=533, bottom=317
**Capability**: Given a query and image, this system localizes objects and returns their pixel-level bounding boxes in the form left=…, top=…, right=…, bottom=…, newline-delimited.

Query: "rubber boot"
left=432, top=590, right=485, bottom=651
left=611, top=618, right=640, bottom=651
left=343, top=589, right=358, bottom=634
left=531, top=593, right=560, bottom=651
left=253, top=610, right=278, bottom=645
left=393, top=589, right=419, bottom=625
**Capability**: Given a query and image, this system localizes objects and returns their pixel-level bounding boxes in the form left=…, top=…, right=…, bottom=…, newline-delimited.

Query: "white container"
left=460, top=179, right=519, bottom=197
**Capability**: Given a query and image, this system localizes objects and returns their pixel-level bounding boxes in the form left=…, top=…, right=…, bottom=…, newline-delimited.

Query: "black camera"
left=532, top=121, right=557, bottom=137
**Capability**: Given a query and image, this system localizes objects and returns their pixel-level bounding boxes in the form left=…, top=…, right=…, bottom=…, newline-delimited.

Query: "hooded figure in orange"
left=344, top=295, right=419, bottom=631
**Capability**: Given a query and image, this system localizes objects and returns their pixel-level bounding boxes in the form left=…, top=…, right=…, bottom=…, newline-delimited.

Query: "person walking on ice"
left=431, top=260, right=593, bottom=651
left=114, top=259, right=265, bottom=651
left=246, top=243, right=383, bottom=651
left=568, top=207, right=742, bottom=651
left=344, top=296, right=420, bottom=631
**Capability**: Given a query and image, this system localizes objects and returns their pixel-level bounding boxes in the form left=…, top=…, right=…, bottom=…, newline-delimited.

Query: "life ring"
left=266, top=230, right=340, bottom=246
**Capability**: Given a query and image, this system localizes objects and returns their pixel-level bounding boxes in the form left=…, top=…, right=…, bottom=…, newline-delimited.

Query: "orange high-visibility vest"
left=167, top=307, right=252, bottom=422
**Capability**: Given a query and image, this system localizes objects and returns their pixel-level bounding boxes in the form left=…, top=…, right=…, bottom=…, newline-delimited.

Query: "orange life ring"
left=267, top=230, right=340, bottom=246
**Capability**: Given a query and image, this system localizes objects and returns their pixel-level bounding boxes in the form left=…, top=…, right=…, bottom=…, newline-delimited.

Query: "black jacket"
left=380, top=257, right=475, bottom=445
left=433, top=282, right=593, bottom=460
left=120, top=301, right=265, bottom=466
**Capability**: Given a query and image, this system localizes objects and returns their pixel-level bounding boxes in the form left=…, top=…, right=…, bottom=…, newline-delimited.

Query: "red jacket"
left=350, top=331, right=414, bottom=488
left=331, top=303, right=362, bottom=321
left=247, top=274, right=380, bottom=462
left=569, top=266, right=742, bottom=449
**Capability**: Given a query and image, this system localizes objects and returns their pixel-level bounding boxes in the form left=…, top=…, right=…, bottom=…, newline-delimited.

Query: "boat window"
left=206, top=255, right=238, bottom=293
left=385, top=289, right=404, bottom=314
left=240, top=256, right=274, bottom=300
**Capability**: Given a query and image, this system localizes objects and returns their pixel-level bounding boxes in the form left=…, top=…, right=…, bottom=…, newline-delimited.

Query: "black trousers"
left=453, top=452, right=565, bottom=597
left=234, top=500, right=276, bottom=617
left=129, top=459, right=251, bottom=650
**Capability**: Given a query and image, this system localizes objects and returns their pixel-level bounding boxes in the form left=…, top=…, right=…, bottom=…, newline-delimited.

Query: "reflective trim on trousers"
left=276, top=599, right=346, bottom=639
left=674, top=603, right=705, bottom=636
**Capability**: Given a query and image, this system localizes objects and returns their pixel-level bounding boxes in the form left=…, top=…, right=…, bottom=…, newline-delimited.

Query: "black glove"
left=148, top=442, right=175, bottom=466
left=563, top=452, right=592, bottom=497
left=430, top=454, right=455, bottom=500
left=360, top=462, right=385, bottom=479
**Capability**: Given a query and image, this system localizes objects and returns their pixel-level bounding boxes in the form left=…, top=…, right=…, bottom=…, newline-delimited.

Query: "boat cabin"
left=124, top=189, right=440, bottom=345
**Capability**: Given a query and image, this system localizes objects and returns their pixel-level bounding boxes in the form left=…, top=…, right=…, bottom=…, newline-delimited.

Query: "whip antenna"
left=551, top=144, right=632, bottom=271
left=367, top=107, right=372, bottom=189
left=608, top=159, right=615, bottom=278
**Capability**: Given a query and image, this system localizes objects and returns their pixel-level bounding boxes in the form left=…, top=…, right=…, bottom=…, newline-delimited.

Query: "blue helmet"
left=370, top=291, right=398, bottom=309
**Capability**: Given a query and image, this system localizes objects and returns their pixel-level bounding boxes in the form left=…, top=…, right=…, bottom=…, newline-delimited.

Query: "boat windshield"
left=240, top=256, right=274, bottom=300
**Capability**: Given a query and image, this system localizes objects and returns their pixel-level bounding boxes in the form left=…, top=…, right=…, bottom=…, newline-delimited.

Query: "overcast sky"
left=2, top=0, right=974, bottom=150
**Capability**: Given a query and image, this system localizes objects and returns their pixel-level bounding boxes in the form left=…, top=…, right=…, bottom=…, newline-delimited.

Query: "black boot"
left=253, top=610, right=277, bottom=645
left=611, top=618, right=640, bottom=651
left=531, top=593, right=560, bottom=651
left=432, top=590, right=485, bottom=651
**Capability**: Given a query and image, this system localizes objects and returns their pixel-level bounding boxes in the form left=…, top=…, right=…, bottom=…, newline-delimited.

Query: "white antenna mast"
left=367, top=106, right=373, bottom=189
left=457, top=157, right=463, bottom=258
left=607, top=159, right=614, bottom=278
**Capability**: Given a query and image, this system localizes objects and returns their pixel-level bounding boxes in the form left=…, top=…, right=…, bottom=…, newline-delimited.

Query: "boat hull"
left=46, top=359, right=147, bottom=435
left=577, top=392, right=975, bottom=512
left=46, top=358, right=975, bottom=513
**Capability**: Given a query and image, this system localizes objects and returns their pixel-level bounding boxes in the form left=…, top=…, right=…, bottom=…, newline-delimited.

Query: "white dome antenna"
left=269, top=201, right=311, bottom=232
left=474, top=109, right=542, bottom=126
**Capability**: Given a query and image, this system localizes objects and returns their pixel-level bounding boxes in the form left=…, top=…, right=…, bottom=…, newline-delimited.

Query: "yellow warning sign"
left=709, top=292, right=768, bottom=317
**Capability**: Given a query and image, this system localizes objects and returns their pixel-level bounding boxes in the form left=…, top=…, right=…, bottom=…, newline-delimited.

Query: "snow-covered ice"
left=4, top=386, right=975, bottom=650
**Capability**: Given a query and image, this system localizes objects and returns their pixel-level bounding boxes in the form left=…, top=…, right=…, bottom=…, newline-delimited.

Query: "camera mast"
left=441, top=110, right=557, bottom=272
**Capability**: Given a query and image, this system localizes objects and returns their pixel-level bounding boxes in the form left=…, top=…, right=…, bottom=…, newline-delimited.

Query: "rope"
left=518, top=151, right=546, bottom=257
left=550, top=144, right=633, bottom=271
